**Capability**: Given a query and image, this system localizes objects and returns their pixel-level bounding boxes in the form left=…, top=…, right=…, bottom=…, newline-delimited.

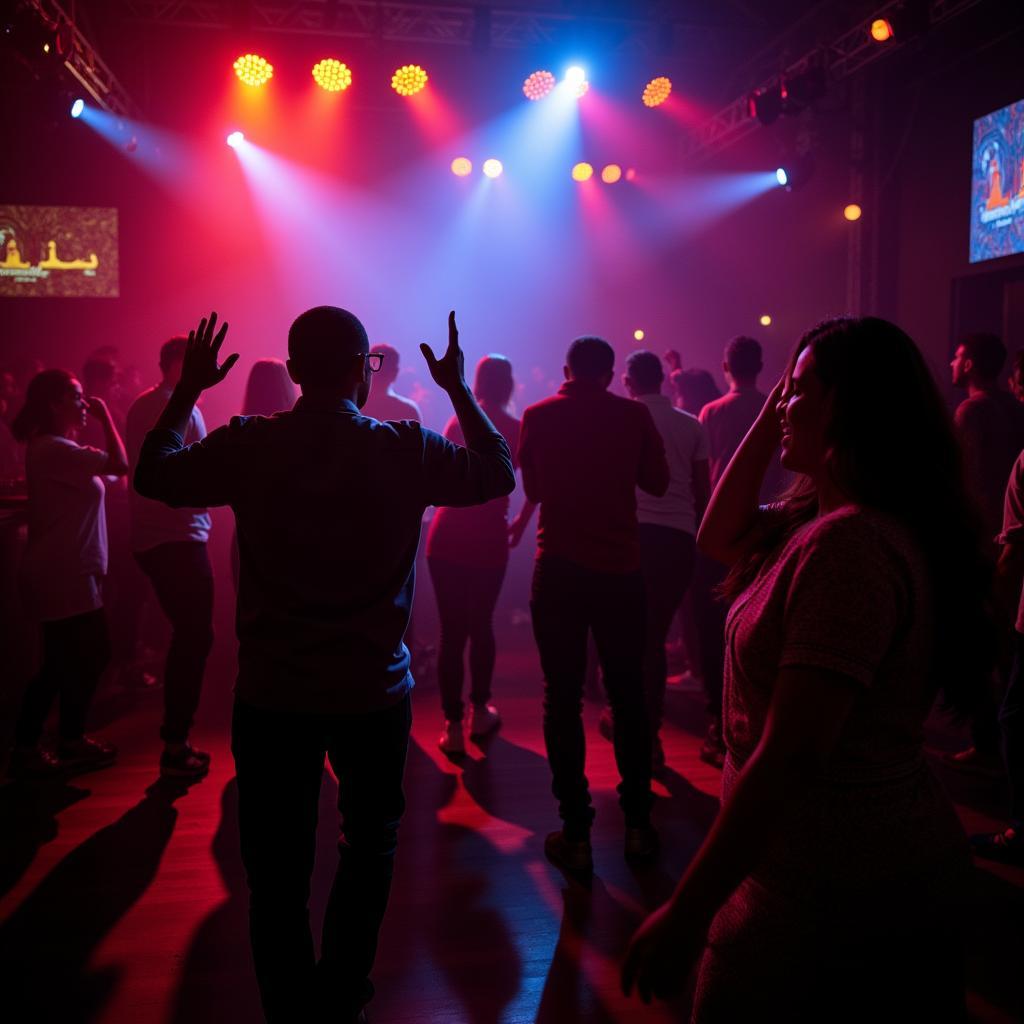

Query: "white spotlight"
left=226, top=130, right=245, bottom=148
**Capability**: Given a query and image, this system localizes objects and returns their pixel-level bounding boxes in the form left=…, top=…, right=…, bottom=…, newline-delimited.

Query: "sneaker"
left=624, top=824, right=660, bottom=861
left=438, top=720, right=465, bottom=756
left=699, top=721, right=726, bottom=770
left=468, top=703, right=501, bottom=739
left=160, top=744, right=211, bottom=780
left=942, top=746, right=1003, bottom=777
left=597, top=707, right=614, bottom=743
left=544, top=829, right=593, bottom=875
left=57, top=736, right=117, bottom=772
left=970, top=826, right=1024, bottom=865
left=8, top=745, right=63, bottom=780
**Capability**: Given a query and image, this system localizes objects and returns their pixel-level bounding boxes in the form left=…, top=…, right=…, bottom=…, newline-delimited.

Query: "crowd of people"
left=1, top=307, right=1022, bottom=1022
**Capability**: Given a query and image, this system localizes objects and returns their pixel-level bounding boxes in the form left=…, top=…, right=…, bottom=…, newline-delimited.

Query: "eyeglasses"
left=363, top=352, right=385, bottom=373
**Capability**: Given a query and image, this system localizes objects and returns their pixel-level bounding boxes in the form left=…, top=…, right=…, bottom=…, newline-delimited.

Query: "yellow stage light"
left=759, top=315, right=772, bottom=327
left=451, top=157, right=473, bottom=177
left=312, top=59, right=352, bottom=92
left=392, top=64, right=428, bottom=97
left=870, top=18, right=894, bottom=42
left=634, top=329, right=645, bottom=341
left=234, top=53, right=274, bottom=88
left=601, top=164, right=622, bottom=184
left=642, top=77, right=672, bottom=108
left=572, top=162, right=594, bottom=182
left=844, top=203, right=863, bottom=221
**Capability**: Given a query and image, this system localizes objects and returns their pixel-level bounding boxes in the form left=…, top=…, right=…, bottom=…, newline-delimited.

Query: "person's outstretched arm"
left=697, top=379, right=783, bottom=564
left=420, top=312, right=515, bottom=506
left=86, top=397, right=129, bottom=477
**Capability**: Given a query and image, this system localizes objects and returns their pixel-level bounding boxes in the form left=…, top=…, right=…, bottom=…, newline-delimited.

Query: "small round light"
left=844, top=203, right=863, bottom=221
left=759, top=315, right=772, bottom=327
left=642, top=77, right=672, bottom=108
left=70, top=98, right=85, bottom=119
left=565, top=66, right=586, bottom=87
left=775, top=167, right=788, bottom=187
left=391, top=64, right=428, bottom=97
left=43, top=42, right=51, bottom=54
left=312, top=59, right=352, bottom=92
left=870, top=18, right=894, bottom=42
left=523, top=70, right=556, bottom=101
left=634, top=329, right=645, bottom=341
left=572, top=162, right=594, bottom=182
left=234, top=53, right=274, bottom=88
left=226, top=130, right=245, bottom=148
left=625, top=167, right=637, bottom=182
left=482, top=158, right=503, bottom=179
left=601, top=164, right=622, bottom=184
left=451, top=157, right=473, bottom=177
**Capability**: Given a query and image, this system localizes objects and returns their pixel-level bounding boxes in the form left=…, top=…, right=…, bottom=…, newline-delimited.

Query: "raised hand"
left=420, top=311, right=467, bottom=395
left=180, top=311, right=239, bottom=395
left=664, top=349, right=682, bottom=373
left=84, top=396, right=111, bottom=420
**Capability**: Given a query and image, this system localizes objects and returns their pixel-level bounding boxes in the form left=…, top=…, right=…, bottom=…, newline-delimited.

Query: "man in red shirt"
left=519, top=336, right=669, bottom=872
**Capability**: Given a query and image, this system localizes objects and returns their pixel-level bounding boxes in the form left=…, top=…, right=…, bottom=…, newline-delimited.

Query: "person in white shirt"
left=622, top=350, right=710, bottom=772
left=126, top=337, right=215, bottom=780
left=9, top=369, right=128, bottom=778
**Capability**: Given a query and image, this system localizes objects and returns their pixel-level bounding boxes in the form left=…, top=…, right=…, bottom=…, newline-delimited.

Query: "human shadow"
left=0, top=783, right=179, bottom=1022
left=0, top=778, right=90, bottom=900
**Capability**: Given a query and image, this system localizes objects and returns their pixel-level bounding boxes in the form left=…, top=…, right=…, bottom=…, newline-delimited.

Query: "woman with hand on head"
left=8, top=369, right=129, bottom=777
left=623, top=317, right=991, bottom=1022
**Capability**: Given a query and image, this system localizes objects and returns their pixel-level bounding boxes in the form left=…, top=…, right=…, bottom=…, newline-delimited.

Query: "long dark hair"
left=11, top=369, right=75, bottom=442
left=473, top=355, right=515, bottom=410
left=725, top=317, right=994, bottom=720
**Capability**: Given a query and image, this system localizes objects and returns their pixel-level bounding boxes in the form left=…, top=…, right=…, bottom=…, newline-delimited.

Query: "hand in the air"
left=420, top=311, right=467, bottom=395
left=180, top=311, right=239, bottom=394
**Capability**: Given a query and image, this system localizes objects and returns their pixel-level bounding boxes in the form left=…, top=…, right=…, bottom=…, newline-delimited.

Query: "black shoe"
left=544, top=830, right=594, bottom=875
left=160, top=744, right=211, bottom=780
left=57, top=736, right=117, bottom=772
left=624, top=824, right=660, bottom=861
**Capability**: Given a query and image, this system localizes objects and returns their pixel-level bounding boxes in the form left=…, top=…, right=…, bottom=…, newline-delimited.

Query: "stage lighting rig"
left=749, top=82, right=784, bottom=126
left=312, top=59, right=352, bottom=92
left=70, top=97, right=84, bottom=118
left=775, top=154, right=815, bottom=191
left=391, top=64, right=428, bottom=96
left=642, top=77, right=672, bottom=108
left=234, top=53, right=273, bottom=87
left=523, top=70, right=555, bottom=101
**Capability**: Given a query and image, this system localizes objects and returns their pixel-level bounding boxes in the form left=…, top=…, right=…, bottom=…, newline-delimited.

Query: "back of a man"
left=519, top=335, right=668, bottom=875
left=136, top=307, right=513, bottom=1024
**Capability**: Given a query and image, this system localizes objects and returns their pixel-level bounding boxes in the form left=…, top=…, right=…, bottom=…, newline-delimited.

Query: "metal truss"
left=23, top=0, right=141, bottom=117
left=681, top=0, right=984, bottom=164
left=116, top=0, right=700, bottom=55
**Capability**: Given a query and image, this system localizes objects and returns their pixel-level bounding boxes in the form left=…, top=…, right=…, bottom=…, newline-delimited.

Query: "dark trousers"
left=15, top=608, right=110, bottom=746
left=692, top=553, right=729, bottom=721
left=530, top=555, right=653, bottom=838
left=135, top=541, right=214, bottom=745
left=427, top=556, right=507, bottom=723
left=232, top=695, right=412, bottom=1022
left=638, top=524, right=697, bottom=736
left=1001, top=632, right=1024, bottom=825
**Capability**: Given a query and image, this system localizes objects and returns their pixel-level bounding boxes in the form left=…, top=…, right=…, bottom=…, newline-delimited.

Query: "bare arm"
left=696, top=380, right=783, bottom=564
left=86, top=397, right=128, bottom=477
left=508, top=498, right=537, bottom=548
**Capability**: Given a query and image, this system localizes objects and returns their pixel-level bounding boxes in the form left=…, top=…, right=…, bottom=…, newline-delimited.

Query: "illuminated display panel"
left=971, top=98, right=1024, bottom=263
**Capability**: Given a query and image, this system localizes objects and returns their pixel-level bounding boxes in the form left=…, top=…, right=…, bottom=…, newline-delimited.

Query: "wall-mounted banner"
left=971, top=99, right=1024, bottom=264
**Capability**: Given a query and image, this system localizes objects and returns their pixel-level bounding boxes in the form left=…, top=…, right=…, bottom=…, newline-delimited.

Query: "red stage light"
left=234, top=53, right=274, bottom=88
left=870, top=18, right=894, bottom=41
left=523, top=70, right=556, bottom=101
left=392, top=65, right=428, bottom=97
left=312, top=59, right=352, bottom=92
left=642, top=77, right=672, bottom=108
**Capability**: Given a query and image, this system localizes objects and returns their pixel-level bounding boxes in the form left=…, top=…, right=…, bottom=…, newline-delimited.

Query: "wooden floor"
left=1, top=634, right=1023, bottom=1023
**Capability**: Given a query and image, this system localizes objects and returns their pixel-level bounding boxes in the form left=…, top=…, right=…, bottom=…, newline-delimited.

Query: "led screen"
left=971, top=99, right=1024, bottom=263
left=0, top=205, right=119, bottom=297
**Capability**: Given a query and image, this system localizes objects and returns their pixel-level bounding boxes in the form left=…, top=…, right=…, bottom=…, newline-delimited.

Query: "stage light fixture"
left=775, top=167, right=788, bottom=187
left=523, top=70, right=556, bottom=101
left=760, top=315, right=772, bottom=327
left=482, top=158, right=503, bottom=179
left=844, top=203, right=863, bottom=221
left=642, top=77, right=672, bottom=108
left=234, top=53, right=274, bottom=88
left=776, top=154, right=815, bottom=191
left=565, top=66, right=586, bottom=87
left=70, top=98, right=84, bottom=118
left=572, top=162, right=594, bottom=182
left=749, top=83, right=783, bottom=126
left=226, top=130, right=245, bottom=148
left=451, top=157, right=473, bottom=177
left=312, top=59, right=352, bottom=92
left=392, top=64, right=428, bottom=97
left=870, top=18, right=894, bottom=41
left=601, top=164, right=622, bottom=184
left=634, top=329, right=645, bottom=341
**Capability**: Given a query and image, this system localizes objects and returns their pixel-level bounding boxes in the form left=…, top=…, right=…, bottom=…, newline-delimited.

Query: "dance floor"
left=1, top=631, right=1023, bottom=1023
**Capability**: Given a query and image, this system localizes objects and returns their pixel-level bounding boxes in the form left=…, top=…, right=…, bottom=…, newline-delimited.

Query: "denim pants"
left=231, top=695, right=411, bottom=1022
left=530, top=555, right=653, bottom=838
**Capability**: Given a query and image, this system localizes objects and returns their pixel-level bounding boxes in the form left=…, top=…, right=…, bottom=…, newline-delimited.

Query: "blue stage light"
left=70, top=98, right=85, bottom=118
left=775, top=167, right=788, bottom=186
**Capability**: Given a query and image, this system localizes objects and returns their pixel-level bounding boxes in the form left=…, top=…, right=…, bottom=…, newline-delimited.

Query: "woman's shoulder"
left=791, top=506, right=919, bottom=572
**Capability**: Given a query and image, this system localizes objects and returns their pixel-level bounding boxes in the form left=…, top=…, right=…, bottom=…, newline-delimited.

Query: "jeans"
left=427, top=556, right=507, bottom=723
left=530, top=555, right=653, bottom=838
left=15, top=608, right=110, bottom=746
left=1001, top=632, right=1024, bottom=825
left=231, top=695, right=412, bottom=1022
left=638, top=524, right=697, bottom=735
left=135, top=541, right=214, bottom=744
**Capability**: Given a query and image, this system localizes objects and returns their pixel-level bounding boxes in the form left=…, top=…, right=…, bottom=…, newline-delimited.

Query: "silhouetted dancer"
left=135, top=308, right=514, bottom=1023
left=518, top=335, right=669, bottom=872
